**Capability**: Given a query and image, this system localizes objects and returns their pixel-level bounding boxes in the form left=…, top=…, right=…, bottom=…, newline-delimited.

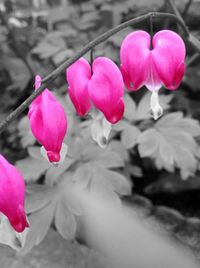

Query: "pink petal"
left=152, top=30, right=186, bottom=90
left=88, top=57, right=124, bottom=124
left=0, top=155, right=28, bottom=232
left=29, top=80, right=67, bottom=163
left=66, top=58, right=92, bottom=116
left=120, top=31, right=150, bottom=90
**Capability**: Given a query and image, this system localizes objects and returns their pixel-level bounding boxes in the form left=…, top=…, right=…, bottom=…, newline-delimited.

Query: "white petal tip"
left=91, top=117, right=111, bottom=148
left=40, top=143, right=68, bottom=166
left=150, top=106, right=163, bottom=120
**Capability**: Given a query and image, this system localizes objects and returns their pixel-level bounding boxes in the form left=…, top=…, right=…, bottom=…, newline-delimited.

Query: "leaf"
left=92, top=164, right=132, bottom=196
left=90, top=177, right=122, bottom=208
left=123, top=93, right=136, bottom=121
left=109, top=140, right=130, bottom=162
left=59, top=173, right=82, bottom=216
left=20, top=202, right=56, bottom=255
left=144, top=173, right=200, bottom=194
left=93, top=150, right=124, bottom=168
left=55, top=200, right=76, bottom=240
left=137, top=112, right=200, bottom=179
left=18, top=116, right=35, bottom=148
left=27, top=146, right=43, bottom=159
left=16, top=157, right=50, bottom=182
left=25, top=185, right=57, bottom=214
left=137, top=128, right=160, bottom=157
left=121, top=125, right=141, bottom=149
left=52, top=49, right=74, bottom=65
left=45, top=158, right=76, bottom=186
left=126, top=164, right=143, bottom=178
left=72, top=164, right=93, bottom=190
left=32, top=42, right=62, bottom=59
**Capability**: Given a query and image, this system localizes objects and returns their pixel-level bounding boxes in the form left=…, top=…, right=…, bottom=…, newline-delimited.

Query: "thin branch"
left=0, top=12, right=193, bottom=135
left=186, top=52, right=200, bottom=67
left=182, top=0, right=193, bottom=18
left=166, top=0, right=185, bottom=25
left=166, top=0, right=200, bottom=53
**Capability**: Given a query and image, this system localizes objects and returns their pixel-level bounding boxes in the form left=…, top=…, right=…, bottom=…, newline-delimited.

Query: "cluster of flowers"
left=0, top=30, right=185, bottom=233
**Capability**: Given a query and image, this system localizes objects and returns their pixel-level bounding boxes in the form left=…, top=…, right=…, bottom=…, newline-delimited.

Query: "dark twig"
left=166, top=0, right=190, bottom=35
left=0, top=12, right=194, bottom=134
left=182, top=0, right=193, bottom=18
left=186, top=52, right=200, bottom=67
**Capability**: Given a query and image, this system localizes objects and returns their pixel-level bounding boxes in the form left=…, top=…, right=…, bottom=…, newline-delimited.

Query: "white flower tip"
left=40, top=143, right=68, bottom=166
left=90, top=117, right=111, bottom=148
left=150, top=105, right=163, bottom=120
left=150, top=90, right=163, bottom=120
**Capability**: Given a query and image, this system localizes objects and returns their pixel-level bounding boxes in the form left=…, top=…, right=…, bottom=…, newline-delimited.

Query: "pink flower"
left=66, top=57, right=124, bottom=147
left=28, top=75, right=67, bottom=163
left=66, top=57, right=124, bottom=124
left=120, top=30, right=186, bottom=119
left=0, top=155, right=29, bottom=232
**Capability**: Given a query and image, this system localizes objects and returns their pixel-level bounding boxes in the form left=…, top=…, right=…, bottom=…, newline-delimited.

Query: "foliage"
left=0, top=0, right=200, bottom=255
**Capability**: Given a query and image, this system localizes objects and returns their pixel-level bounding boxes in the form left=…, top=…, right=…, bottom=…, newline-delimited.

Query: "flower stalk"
left=0, top=12, right=194, bottom=135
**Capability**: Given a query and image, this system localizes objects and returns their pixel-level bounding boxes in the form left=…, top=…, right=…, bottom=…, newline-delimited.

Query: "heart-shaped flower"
left=66, top=57, right=124, bottom=147
left=120, top=30, right=186, bottom=119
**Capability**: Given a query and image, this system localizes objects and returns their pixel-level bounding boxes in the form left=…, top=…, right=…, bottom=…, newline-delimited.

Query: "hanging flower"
left=0, top=155, right=29, bottom=232
left=66, top=57, right=124, bottom=147
left=28, top=75, right=68, bottom=164
left=120, top=30, right=186, bottom=120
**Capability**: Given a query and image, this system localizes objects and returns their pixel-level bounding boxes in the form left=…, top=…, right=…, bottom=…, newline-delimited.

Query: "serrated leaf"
left=92, top=164, right=131, bottom=196
left=16, top=157, right=50, bottom=182
left=93, top=150, right=124, bottom=168
left=20, top=202, right=56, bottom=255
left=121, top=125, right=141, bottom=149
left=32, top=42, right=61, bottom=59
left=90, top=178, right=122, bottom=208
left=18, top=116, right=35, bottom=148
left=59, top=173, right=82, bottom=216
left=109, top=140, right=130, bottom=162
left=72, top=164, right=93, bottom=190
left=123, top=93, right=136, bottom=121
left=52, top=49, right=74, bottom=65
left=137, top=128, right=160, bottom=157
left=27, top=146, right=43, bottom=159
left=55, top=200, right=76, bottom=240
left=45, top=158, right=76, bottom=186
left=155, top=112, right=183, bottom=128
left=25, top=185, right=56, bottom=214
left=138, top=112, right=200, bottom=179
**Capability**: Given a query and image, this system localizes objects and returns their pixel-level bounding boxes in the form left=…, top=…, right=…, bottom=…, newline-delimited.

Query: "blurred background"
left=0, top=0, right=200, bottom=267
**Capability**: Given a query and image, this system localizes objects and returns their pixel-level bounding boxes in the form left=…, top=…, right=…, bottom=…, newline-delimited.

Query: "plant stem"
left=0, top=12, right=193, bottom=135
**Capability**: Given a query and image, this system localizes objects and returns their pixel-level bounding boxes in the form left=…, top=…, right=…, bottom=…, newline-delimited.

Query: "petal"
left=120, top=31, right=150, bottom=90
left=88, top=57, right=124, bottom=124
left=66, top=58, right=92, bottom=116
left=0, top=155, right=28, bottom=232
left=152, top=30, right=186, bottom=90
left=90, top=117, right=112, bottom=148
left=35, top=75, right=42, bottom=90
left=29, top=90, right=67, bottom=163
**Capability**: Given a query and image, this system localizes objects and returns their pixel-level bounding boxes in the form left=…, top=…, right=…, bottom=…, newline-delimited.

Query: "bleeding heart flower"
left=28, top=75, right=68, bottom=163
left=0, top=155, right=29, bottom=232
left=66, top=57, right=124, bottom=147
left=120, top=30, right=186, bottom=120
